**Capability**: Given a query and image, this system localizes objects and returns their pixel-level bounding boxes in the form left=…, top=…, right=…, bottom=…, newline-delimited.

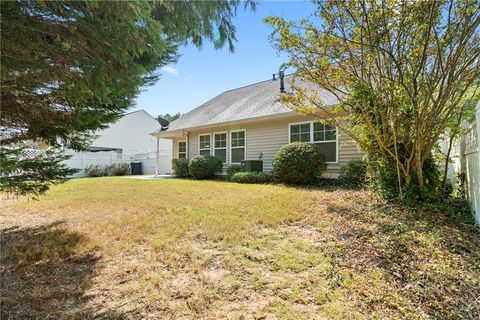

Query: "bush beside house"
left=230, top=171, right=273, bottom=184
left=273, top=142, right=327, bottom=185
left=172, top=158, right=189, bottom=178
left=338, top=159, right=367, bottom=187
left=188, top=155, right=222, bottom=180
left=226, top=164, right=243, bottom=178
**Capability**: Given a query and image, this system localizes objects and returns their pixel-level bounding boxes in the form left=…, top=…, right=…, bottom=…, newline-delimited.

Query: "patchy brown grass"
left=1, top=178, right=478, bottom=319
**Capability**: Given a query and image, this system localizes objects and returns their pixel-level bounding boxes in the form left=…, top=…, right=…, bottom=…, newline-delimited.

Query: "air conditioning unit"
left=240, top=160, right=263, bottom=172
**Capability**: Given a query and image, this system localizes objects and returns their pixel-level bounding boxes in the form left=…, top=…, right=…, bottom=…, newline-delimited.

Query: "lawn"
left=1, top=178, right=479, bottom=319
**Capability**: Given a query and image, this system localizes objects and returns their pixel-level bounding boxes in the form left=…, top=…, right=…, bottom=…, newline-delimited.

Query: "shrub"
left=338, top=159, right=367, bottom=187
left=109, top=162, right=130, bottom=176
left=85, top=164, right=107, bottom=177
left=366, top=154, right=441, bottom=201
left=365, top=154, right=399, bottom=199
left=188, top=155, right=222, bottom=180
left=230, top=171, right=273, bottom=184
left=272, top=142, right=327, bottom=185
left=441, top=182, right=475, bottom=225
left=172, top=158, right=189, bottom=178
left=227, top=164, right=243, bottom=178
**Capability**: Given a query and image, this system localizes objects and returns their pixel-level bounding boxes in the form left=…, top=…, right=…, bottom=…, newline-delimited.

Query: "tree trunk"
left=405, top=173, right=411, bottom=186
left=441, top=134, right=455, bottom=195
left=392, top=123, right=404, bottom=201
left=415, top=146, right=424, bottom=190
left=405, top=157, right=412, bottom=186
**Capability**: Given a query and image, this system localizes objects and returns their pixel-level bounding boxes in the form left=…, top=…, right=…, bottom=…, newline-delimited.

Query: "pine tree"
left=1, top=0, right=254, bottom=196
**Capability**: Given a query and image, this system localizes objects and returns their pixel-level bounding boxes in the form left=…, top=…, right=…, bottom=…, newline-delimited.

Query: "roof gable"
left=166, top=75, right=338, bottom=132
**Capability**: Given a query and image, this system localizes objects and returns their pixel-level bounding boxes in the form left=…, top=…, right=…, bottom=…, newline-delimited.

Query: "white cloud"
left=161, top=66, right=179, bottom=77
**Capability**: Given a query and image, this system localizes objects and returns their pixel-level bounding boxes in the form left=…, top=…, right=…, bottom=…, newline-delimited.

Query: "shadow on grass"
left=326, top=199, right=480, bottom=318
left=0, top=222, right=124, bottom=319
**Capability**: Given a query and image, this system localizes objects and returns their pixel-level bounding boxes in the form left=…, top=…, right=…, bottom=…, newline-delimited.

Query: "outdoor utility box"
left=130, top=162, right=142, bottom=175
left=240, top=160, right=263, bottom=172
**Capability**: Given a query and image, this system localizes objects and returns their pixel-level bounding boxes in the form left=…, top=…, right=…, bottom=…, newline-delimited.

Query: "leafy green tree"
left=1, top=0, right=254, bottom=196
left=266, top=0, right=479, bottom=200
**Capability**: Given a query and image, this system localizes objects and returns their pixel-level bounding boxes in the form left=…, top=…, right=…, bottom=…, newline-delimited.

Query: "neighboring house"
left=64, top=110, right=172, bottom=176
left=151, top=74, right=362, bottom=177
left=91, top=109, right=170, bottom=155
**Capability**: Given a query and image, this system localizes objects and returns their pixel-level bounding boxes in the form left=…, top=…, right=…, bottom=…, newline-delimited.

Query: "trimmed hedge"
left=172, top=158, right=189, bottom=178
left=188, top=155, right=222, bottom=179
left=272, top=142, right=327, bottom=185
left=230, top=171, right=273, bottom=184
left=110, top=162, right=130, bottom=176
left=226, top=164, right=243, bottom=178
left=338, top=159, right=366, bottom=187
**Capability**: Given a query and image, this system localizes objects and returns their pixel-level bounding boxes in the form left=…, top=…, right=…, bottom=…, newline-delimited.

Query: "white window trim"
left=177, top=140, right=187, bottom=159
left=288, top=121, right=339, bottom=164
left=288, top=121, right=311, bottom=143
left=198, top=133, right=212, bottom=155
left=213, top=131, right=228, bottom=164
left=229, top=129, right=246, bottom=164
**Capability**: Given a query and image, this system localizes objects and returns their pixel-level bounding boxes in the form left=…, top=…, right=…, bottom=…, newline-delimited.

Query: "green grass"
left=1, top=177, right=479, bottom=319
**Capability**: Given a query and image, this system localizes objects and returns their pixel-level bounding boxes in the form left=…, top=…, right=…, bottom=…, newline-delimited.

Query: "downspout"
left=185, top=131, right=189, bottom=159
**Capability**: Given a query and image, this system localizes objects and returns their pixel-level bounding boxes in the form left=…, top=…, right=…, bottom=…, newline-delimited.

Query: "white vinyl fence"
left=63, top=150, right=172, bottom=178
left=458, top=118, right=480, bottom=223
left=447, top=104, right=480, bottom=223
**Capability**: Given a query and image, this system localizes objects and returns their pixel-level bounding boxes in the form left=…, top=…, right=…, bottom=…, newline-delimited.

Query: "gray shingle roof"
left=163, top=75, right=339, bottom=132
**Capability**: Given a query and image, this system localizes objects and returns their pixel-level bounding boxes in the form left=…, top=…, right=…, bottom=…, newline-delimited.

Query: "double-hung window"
left=178, top=141, right=187, bottom=159
left=214, top=132, right=227, bottom=163
left=313, top=123, right=337, bottom=162
left=230, top=130, right=246, bottom=164
left=199, top=134, right=211, bottom=156
left=289, top=122, right=337, bottom=162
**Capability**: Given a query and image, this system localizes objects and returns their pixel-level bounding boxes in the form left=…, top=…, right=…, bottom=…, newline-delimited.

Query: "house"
left=64, top=110, right=172, bottom=176
left=91, top=109, right=170, bottom=155
left=151, top=74, right=362, bottom=177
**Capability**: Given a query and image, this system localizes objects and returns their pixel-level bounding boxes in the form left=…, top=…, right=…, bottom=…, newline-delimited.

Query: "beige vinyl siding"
left=172, top=138, right=177, bottom=158
left=245, top=120, right=289, bottom=171
left=188, top=134, right=197, bottom=159
left=171, top=114, right=363, bottom=177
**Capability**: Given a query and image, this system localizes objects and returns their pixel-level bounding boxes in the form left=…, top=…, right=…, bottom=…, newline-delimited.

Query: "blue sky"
left=134, top=0, right=316, bottom=117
